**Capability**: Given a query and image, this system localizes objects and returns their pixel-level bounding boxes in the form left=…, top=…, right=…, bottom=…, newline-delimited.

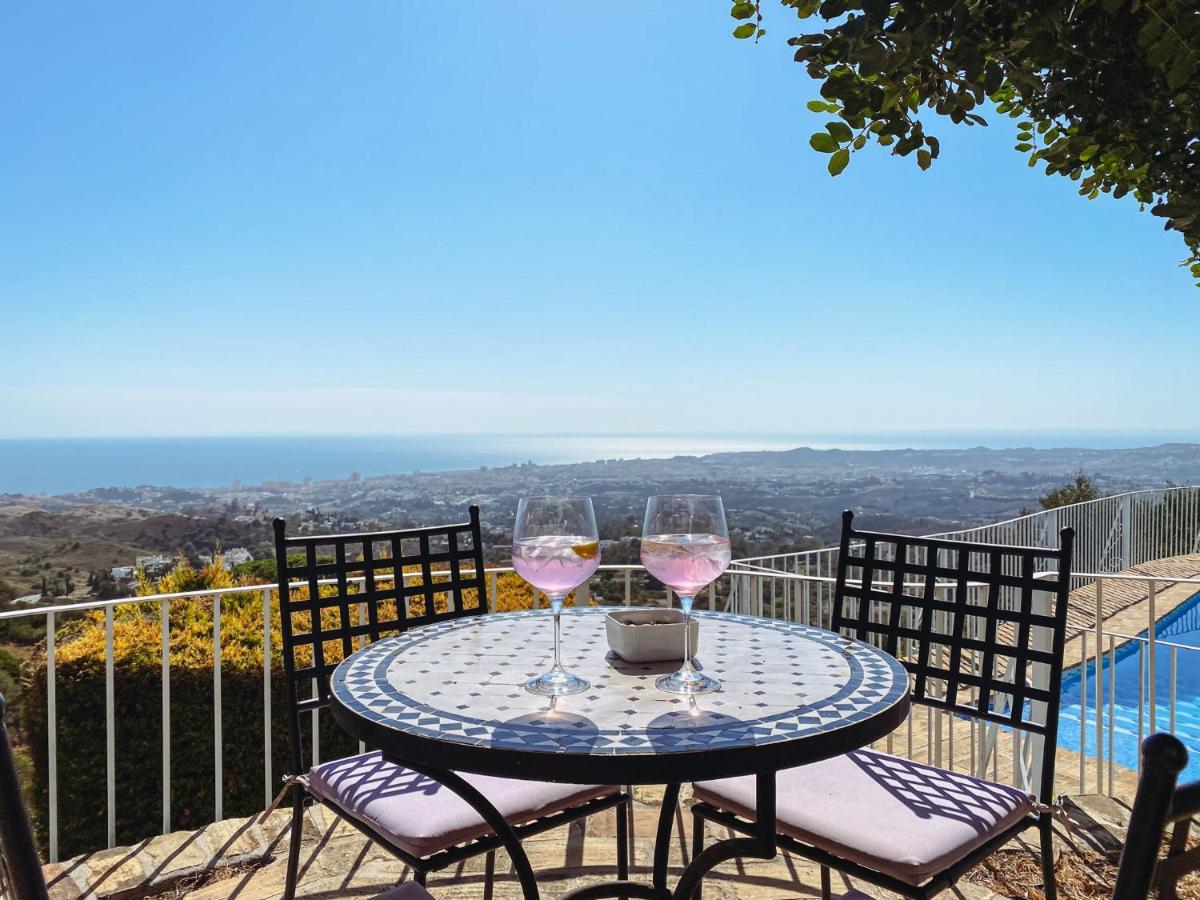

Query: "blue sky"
left=1, top=2, right=1196, bottom=439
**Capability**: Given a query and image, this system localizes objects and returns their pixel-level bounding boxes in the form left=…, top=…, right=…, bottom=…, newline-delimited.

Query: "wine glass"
left=641, top=494, right=731, bottom=694
left=513, top=496, right=600, bottom=696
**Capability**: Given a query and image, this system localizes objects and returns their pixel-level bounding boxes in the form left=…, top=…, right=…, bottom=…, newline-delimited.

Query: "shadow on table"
left=493, top=709, right=603, bottom=751
left=603, top=652, right=706, bottom=677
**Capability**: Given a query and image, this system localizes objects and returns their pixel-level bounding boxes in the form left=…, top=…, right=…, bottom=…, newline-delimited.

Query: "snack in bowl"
left=605, top=609, right=701, bottom=664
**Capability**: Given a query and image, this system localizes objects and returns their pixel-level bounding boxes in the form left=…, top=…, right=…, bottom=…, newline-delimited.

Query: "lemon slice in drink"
left=571, top=540, right=599, bottom=560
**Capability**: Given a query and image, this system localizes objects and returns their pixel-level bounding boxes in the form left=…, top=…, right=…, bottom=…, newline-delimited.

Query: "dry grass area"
left=966, top=836, right=1200, bottom=900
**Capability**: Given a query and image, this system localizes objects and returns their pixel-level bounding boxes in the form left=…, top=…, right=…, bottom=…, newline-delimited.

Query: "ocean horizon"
left=0, top=431, right=1195, bottom=496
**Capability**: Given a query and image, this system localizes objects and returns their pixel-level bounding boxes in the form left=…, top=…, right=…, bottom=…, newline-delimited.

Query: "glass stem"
left=550, top=594, right=565, bottom=670
left=680, top=594, right=695, bottom=671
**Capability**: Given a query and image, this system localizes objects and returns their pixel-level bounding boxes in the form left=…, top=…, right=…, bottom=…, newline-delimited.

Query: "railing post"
left=262, top=587, right=273, bottom=812
left=1094, top=579, right=1105, bottom=794
left=161, top=597, right=171, bottom=834
left=1121, top=493, right=1132, bottom=568
left=105, top=604, right=116, bottom=848
left=1148, top=579, right=1157, bottom=731
left=624, top=569, right=632, bottom=606
left=46, top=611, right=58, bottom=862
left=488, top=572, right=498, bottom=613
left=214, top=595, right=223, bottom=822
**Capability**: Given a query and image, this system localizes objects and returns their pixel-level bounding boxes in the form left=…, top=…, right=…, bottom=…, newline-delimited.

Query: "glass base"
left=525, top=667, right=590, bottom=697
left=656, top=665, right=721, bottom=695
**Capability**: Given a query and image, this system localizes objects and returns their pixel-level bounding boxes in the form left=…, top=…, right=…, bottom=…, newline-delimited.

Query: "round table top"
left=329, top=607, right=910, bottom=784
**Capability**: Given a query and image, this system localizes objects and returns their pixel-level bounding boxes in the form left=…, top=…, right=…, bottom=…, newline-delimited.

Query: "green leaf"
left=732, top=22, right=756, bottom=39
left=828, top=148, right=850, bottom=175
left=1015, top=143, right=1033, bottom=152
left=826, top=121, right=853, bottom=142
left=853, top=135, right=867, bottom=150
left=806, top=100, right=827, bottom=113
left=1079, top=143, right=1100, bottom=161
left=917, top=149, right=932, bottom=170
left=731, top=1, right=757, bottom=20
left=1167, top=53, right=1197, bottom=91
left=809, top=132, right=838, bottom=153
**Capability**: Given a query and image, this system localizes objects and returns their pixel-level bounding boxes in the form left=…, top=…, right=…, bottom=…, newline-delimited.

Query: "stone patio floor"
left=43, top=781, right=1138, bottom=900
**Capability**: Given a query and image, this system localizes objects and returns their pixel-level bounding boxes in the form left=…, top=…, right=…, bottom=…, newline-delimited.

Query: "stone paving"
left=43, top=779, right=1140, bottom=900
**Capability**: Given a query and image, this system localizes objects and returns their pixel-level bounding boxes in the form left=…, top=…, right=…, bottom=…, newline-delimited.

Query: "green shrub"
left=20, top=593, right=358, bottom=858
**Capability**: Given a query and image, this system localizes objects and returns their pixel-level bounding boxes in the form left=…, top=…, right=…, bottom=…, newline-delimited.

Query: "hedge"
left=17, top=563, right=578, bottom=858
left=20, top=592, right=361, bottom=859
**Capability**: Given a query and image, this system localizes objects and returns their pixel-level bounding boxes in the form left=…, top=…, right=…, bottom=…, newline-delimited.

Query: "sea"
left=0, top=431, right=1192, bottom=496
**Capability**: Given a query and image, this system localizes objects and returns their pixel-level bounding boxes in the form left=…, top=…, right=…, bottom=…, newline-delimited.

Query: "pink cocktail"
left=512, top=535, right=600, bottom=599
left=640, top=534, right=731, bottom=597
left=641, top=495, right=731, bottom=695
left=513, top=496, right=599, bottom=697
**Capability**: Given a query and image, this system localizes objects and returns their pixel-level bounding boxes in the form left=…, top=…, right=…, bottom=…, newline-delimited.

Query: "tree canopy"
left=732, top=0, right=1200, bottom=282
left=1040, top=471, right=1101, bottom=509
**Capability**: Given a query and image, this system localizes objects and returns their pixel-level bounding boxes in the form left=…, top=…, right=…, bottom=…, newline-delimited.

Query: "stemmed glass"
left=513, top=496, right=601, bottom=696
left=641, top=494, right=731, bottom=695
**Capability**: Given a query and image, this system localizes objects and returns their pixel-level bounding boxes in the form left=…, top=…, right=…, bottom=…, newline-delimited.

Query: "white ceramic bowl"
left=605, top=609, right=700, bottom=663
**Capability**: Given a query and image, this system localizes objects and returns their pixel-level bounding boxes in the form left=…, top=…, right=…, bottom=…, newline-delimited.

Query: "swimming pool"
left=1059, top=589, right=1200, bottom=781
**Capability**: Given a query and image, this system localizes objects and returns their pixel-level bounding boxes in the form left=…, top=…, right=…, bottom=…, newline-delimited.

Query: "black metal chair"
left=273, top=508, right=629, bottom=900
left=0, top=694, right=49, bottom=900
left=1114, top=733, right=1200, bottom=900
left=692, top=510, right=1075, bottom=900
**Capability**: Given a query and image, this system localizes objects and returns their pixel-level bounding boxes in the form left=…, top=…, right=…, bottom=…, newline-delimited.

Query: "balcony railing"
left=2, top=486, right=1198, bottom=863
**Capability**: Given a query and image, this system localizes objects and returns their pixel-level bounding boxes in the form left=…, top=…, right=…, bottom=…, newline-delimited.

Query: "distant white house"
left=135, top=554, right=174, bottom=577
left=198, top=547, right=254, bottom=571
left=111, top=566, right=136, bottom=583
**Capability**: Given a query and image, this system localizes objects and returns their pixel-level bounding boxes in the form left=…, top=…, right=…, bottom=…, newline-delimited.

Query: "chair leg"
left=415, top=868, right=427, bottom=886
left=282, top=791, right=305, bottom=900
left=484, top=850, right=496, bottom=900
left=820, top=864, right=832, bottom=900
left=691, top=810, right=705, bottom=900
left=617, top=798, right=630, bottom=881
left=1040, top=817, right=1057, bottom=900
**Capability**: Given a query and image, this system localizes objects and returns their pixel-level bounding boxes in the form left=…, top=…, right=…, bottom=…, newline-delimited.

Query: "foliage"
left=731, top=0, right=1200, bottom=281
left=0, top=576, right=14, bottom=605
left=0, top=647, right=21, bottom=705
left=17, top=552, right=546, bottom=856
left=1039, top=471, right=1101, bottom=509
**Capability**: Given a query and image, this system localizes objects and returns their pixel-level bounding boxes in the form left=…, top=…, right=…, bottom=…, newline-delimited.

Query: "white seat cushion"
left=694, top=748, right=1035, bottom=887
left=309, top=751, right=614, bottom=858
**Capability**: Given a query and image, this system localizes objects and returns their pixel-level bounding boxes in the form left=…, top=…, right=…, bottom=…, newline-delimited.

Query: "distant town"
left=2, top=442, right=1198, bottom=605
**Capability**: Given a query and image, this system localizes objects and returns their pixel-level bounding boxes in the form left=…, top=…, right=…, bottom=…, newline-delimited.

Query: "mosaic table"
left=329, top=607, right=910, bottom=899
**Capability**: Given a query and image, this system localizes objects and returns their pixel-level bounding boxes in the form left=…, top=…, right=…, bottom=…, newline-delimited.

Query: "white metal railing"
left=724, top=486, right=1200, bottom=797
left=5, top=486, right=1199, bottom=862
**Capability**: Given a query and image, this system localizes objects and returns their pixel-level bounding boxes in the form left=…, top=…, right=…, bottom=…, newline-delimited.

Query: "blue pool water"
left=1059, top=590, right=1200, bottom=781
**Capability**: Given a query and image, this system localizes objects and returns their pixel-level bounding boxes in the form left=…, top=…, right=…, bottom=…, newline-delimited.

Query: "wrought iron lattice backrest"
left=0, top=695, right=50, bottom=900
left=272, top=508, right=488, bottom=764
left=832, top=510, right=1075, bottom=744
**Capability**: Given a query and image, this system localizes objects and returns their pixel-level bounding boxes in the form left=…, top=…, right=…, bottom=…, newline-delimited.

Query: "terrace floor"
left=41, top=735, right=1139, bottom=900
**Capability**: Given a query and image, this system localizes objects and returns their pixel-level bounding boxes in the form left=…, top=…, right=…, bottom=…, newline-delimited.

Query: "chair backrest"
left=0, top=695, right=50, bottom=900
left=831, top=510, right=1074, bottom=800
left=1113, top=733, right=1200, bottom=900
left=272, top=507, right=488, bottom=771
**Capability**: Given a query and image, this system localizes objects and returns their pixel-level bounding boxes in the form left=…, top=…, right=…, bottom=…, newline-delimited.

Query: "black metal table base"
left=559, top=772, right=777, bottom=900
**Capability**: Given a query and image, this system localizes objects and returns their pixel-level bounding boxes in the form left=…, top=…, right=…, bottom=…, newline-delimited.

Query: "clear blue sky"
left=1, top=3, right=1196, bottom=438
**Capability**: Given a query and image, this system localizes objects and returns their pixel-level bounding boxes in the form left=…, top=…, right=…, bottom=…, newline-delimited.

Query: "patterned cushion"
left=694, top=748, right=1035, bottom=887
left=309, top=751, right=614, bottom=858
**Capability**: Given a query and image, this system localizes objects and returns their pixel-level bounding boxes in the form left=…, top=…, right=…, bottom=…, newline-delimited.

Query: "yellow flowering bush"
left=19, top=554, right=548, bottom=856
